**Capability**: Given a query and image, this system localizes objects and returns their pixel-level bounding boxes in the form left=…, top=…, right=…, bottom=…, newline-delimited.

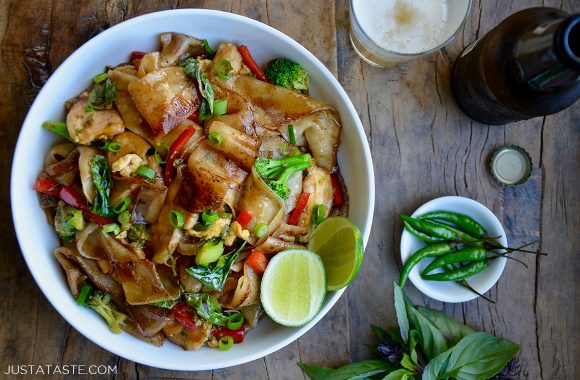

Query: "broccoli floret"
left=264, top=58, right=309, bottom=93
left=86, top=290, right=127, bottom=334
left=127, top=224, right=148, bottom=249
left=254, top=153, right=312, bottom=199
left=54, top=203, right=85, bottom=242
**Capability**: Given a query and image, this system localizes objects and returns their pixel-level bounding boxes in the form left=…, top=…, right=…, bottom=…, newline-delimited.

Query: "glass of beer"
left=349, top=0, right=472, bottom=67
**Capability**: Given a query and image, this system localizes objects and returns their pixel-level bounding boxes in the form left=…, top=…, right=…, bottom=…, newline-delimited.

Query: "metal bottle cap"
left=490, top=145, right=532, bottom=186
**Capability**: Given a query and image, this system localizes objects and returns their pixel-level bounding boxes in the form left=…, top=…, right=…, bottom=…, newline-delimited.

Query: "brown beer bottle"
left=451, top=8, right=579, bottom=125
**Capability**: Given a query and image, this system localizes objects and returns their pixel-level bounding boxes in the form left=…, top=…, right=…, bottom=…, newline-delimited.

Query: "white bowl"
left=10, top=9, right=374, bottom=371
left=400, top=196, right=507, bottom=303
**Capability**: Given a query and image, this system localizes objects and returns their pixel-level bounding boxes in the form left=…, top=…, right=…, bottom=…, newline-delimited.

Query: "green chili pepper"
left=403, top=220, right=444, bottom=243
left=419, top=211, right=487, bottom=238
left=442, top=263, right=495, bottom=303
left=399, top=242, right=456, bottom=287
left=422, top=260, right=488, bottom=282
left=421, top=247, right=488, bottom=276
left=400, top=215, right=456, bottom=240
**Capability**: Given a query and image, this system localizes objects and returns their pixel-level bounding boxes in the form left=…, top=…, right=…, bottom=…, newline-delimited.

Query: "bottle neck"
left=512, top=14, right=580, bottom=92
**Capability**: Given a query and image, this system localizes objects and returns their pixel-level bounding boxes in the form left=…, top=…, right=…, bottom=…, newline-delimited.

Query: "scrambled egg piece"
left=112, top=154, right=144, bottom=177
left=187, top=218, right=230, bottom=240
left=224, top=221, right=250, bottom=246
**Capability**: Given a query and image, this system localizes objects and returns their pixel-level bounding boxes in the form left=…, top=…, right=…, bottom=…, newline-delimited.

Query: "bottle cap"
left=490, top=145, right=532, bottom=186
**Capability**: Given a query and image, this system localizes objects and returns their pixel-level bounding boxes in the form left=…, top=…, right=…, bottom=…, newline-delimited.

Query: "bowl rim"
left=400, top=195, right=507, bottom=303
left=10, top=8, right=375, bottom=370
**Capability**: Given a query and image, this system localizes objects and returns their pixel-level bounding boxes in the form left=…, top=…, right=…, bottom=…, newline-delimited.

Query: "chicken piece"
left=297, top=166, right=333, bottom=226
left=159, top=32, right=206, bottom=68
left=210, top=42, right=243, bottom=78
left=128, top=67, right=200, bottom=136
left=111, top=154, right=144, bottom=177
left=66, top=98, right=124, bottom=144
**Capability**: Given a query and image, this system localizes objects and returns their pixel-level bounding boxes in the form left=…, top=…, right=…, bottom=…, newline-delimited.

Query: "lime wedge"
left=260, top=249, right=326, bottom=327
left=307, top=216, right=364, bottom=291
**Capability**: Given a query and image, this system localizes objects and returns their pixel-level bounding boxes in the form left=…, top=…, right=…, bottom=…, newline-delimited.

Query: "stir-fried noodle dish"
left=34, top=32, right=348, bottom=350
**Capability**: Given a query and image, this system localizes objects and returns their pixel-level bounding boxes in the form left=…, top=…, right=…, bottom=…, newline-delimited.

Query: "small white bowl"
left=10, top=9, right=374, bottom=371
left=400, top=196, right=507, bottom=303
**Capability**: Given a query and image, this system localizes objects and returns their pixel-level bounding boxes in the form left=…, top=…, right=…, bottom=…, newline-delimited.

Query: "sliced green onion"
left=227, top=313, right=244, bottom=330
left=99, top=140, right=122, bottom=153
left=118, top=210, right=131, bottom=225
left=93, top=73, right=108, bottom=83
left=136, top=165, right=156, bottom=180
left=218, top=335, right=234, bottom=351
left=201, top=209, right=219, bottom=225
left=216, top=59, right=233, bottom=81
left=209, top=131, right=223, bottom=145
left=311, top=204, right=326, bottom=225
left=203, top=39, right=214, bottom=58
left=76, top=284, right=93, bottom=306
left=213, top=99, right=228, bottom=115
left=151, top=299, right=178, bottom=309
left=288, top=125, right=296, bottom=145
left=254, top=223, right=269, bottom=238
left=113, top=197, right=131, bottom=214
left=154, top=143, right=169, bottom=164
left=103, top=223, right=121, bottom=235
left=42, top=121, right=72, bottom=141
left=169, top=209, right=185, bottom=229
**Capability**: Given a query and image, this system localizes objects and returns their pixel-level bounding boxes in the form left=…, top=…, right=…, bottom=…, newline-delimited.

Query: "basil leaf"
left=442, top=332, right=520, bottom=380
left=405, top=301, right=447, bottom=361
left=151, top=299, right=178, bottom=308
left=181, top=58, right=214, bottom=117
left=383, top=368, right=414, bottom=380
left=417, top=307, right=474, bottom=346
left=422, top=349, right=453, bottom=380
left=320, top=359, right=396, bottom=380
left=90, top=154, right=114, bottom=217
left=85, top=77, right=117, bottom=111
left=185, top=293, right=230, bottom=326
left=186, top=241, right=246, bottom=291
left=393, top=283, right=409, bottom=344
left=408, top=330, right=420, bottom=366
left=400, top=354, right=418, bottom=372
left=371, top=324, right=389, bottom=342
left=299, top=363, right=335, bottom=380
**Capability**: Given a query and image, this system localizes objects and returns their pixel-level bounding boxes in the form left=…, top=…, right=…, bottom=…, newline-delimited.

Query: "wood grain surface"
left=1, top=1, right=578, bottom=379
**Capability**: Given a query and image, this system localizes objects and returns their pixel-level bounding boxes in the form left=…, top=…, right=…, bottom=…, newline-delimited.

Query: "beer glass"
left=349, top=0, right=472, bottom=68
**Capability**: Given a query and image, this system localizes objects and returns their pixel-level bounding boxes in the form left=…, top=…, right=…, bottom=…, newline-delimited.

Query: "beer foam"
left=353, top=0, right=447, bottom=54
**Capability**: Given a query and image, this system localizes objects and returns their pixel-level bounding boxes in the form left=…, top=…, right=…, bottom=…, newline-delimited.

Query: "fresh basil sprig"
left=181, top=58, right=214, bottom=122
left=186, top=241, right=246, bottom=292
left=90, top=154, right=114, bottom=218
left=85, top=76, right=117, bottom=112
left=301, top=283, right=520, bottom=380
left=186, top=293, right=239, bottom=327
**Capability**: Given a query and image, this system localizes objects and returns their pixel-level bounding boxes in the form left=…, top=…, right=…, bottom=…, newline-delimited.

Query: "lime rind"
left=307, top=216, right=364, bottom=291
left=260, top=249, right=327, bottom=327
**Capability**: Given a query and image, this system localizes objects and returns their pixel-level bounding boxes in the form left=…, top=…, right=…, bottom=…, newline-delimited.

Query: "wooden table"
left=1, top=1, right=578, bottom=379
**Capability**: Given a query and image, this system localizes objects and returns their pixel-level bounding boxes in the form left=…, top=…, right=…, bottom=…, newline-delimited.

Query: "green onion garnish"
left=227, top=313, right=244, bottom=330
left=254, top=223, right=269, bottom=238
left=218, top=335, right=234, bottom=351
left=118, top=210, right=131, bottom=225
left=201, top=209, right=219, bottom=225
left=169, top=209, right=185, bottom=229
left=288, top=125, right=296, bottom=145
left=209, top=131, right=223, bottom=145
left=311, top=204, right=326, bottom=225
left=103, top=223, right=121, bottom=235
left=203, top=39, right=214, bottom=58
left=154, top=143, right=169, bottom=164
left=216, top=59, right=233, bottom=81
left=76, top=284, right=93, bottom=306
left=113, top=197, right=131, bottom=214
left=93, top=73, right=108, bottom=84
left=136, top=165, right=156, bottom=180
left=213, top=99, right=228, bottom=115
left=42, top=121, right=72, bottom=141
left=99, top=140, right=122, bottom=153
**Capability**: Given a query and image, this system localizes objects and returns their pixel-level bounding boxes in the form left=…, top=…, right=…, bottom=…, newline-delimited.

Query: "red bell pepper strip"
left=287, top=192, right=311, bottom=225
left=330, top=174, right=343, bottom=205
left=212, top=326, right=246, bottom=344
left=59, top=186, right=114, bottom=225
left=130, top=51, right=147, bottom=60
left=172, top=302, right=198, bottom=331
left=236, top=209, right=253, bottom=229
left=238, top=45, right=268, bottom=82
left=33, top=179, right=60, bottom=196
left=246, top=250, right=268, bottom=276
left=187, top=110, right=200, bottom=123
left=163, top=125, right=196, bottom=184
